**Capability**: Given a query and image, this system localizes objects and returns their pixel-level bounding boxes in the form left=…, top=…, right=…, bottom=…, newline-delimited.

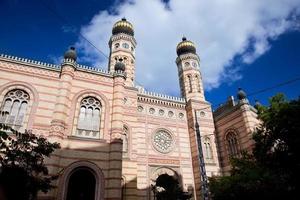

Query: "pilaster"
left=107, top=71, right=126, bottom=200
left=50, top=58, right=76, bottom=138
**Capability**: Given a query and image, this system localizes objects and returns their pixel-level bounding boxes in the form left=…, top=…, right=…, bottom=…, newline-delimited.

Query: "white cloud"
left=76, top=0, right=300, bottom=95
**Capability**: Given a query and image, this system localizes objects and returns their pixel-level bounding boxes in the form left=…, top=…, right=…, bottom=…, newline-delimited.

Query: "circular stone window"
left=152, top=130, right=174, bottom=153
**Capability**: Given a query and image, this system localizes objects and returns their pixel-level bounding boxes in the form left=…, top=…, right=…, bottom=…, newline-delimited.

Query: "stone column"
left=107, top=70, right=126, bottom=200
left=50, top=58, right=75, bottom=138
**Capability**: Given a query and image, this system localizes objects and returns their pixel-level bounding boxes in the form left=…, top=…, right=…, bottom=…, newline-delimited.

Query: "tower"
left=176, top=37, right=204, bottom=101
left=108, top=18, right=137, bottom=87
left=175, top=38, right=220, bottom=199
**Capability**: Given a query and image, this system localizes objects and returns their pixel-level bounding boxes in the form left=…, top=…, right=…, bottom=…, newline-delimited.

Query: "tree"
left=0, top=112, right=60, bottom=200
left=209, top=94, right=300, bottom=200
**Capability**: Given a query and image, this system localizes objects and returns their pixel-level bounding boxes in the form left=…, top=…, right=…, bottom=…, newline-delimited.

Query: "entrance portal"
left=66, top=168, right=96, bottom=200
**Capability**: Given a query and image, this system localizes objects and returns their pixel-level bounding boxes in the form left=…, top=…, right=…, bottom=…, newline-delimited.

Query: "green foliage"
left=209, top=94, right=300, bottom=200
left=0, top=114, right=60, bottom=200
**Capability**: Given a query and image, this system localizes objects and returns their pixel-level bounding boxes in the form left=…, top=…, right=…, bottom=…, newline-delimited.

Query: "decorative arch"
left=68, top=89, right=110, bottom=139
left=0, top=81, right=39, bottom=130
left=58, top=161, right=105, bottom=200
left=150, top=167, right=180, bottom=185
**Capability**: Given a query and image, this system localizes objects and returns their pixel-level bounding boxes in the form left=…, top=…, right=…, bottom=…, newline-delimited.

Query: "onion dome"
left=114, top=58, right=125, bottom=71
left=237, top=87, right=247, bottom=100
left=112, top=18, right=134, bottom=36
left=176, top=37, right=196, bottom=56
left=64, top=47, right=77, bottom=61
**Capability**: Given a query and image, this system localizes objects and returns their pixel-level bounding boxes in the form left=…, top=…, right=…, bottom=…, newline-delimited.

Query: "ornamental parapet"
left=0, top=53, right=112, bottom=76
left=0, top=53, right=60, bottom=71
left=137, top=86, right=186, bottom=108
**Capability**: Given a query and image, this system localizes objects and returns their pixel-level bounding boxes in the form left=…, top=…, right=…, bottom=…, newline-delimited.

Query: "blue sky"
left=0, top=0, right=299, bottom=108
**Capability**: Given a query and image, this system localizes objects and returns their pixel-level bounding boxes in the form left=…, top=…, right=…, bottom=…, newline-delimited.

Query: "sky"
left=0, top=0, right=300, bottom=108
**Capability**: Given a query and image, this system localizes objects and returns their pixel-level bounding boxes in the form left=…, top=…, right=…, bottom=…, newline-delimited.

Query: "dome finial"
left=122, top=17, right=126, bottom=21
left=182, top=36, right=187, bottom=41
left=254, top=99, right=262, bottom=109
left=64, top=46, right=77, bottom=61
left=237, top=87, right=247, bottom=100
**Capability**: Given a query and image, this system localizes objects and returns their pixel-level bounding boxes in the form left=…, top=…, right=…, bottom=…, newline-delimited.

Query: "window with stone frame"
left=122, top=125, right=129, bottom=155
left=76, top=96, right=101, bottom=138
left=194, top=74, right=201, bottom=92
left=187, top=74, right=192, bottom=93
left=0, top=89, right=29, bottom=130
left=203, top=137, right=213, bottom=160
left=226, top=131, right=240, bottom=157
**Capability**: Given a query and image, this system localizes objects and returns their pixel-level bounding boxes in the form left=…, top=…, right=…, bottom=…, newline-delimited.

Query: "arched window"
left=195, top=75, right=201, bottom=92
left=226, top=132, right=239, bottom=157
left=76, top=96, right=101, bottom=138
left=187, top=75, right=192, bottom=93
left=0, top=89, right=29, bottom=129
left=122, top=126, right=129, bottom=156
left=203, top=137, right=213, bottom=160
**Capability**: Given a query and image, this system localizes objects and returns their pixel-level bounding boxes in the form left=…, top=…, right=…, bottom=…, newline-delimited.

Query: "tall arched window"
left=187, top=75, right=192, bottom=93
left=226, top=132, right=239, bottom=157
left=76, top=96, right=101, bottom=138
left=203, top=137, right=213, bottom=160
left=122, top=126, right=129, bottom=156
left=0, top=89, right=29, bottom=129
left=195, top=75, right=201, bottom=92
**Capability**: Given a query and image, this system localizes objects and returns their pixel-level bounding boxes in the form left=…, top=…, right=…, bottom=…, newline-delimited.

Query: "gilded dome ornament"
left=112, top=18, right=134, bottom=36
left=176, top=37, right=196, bottom=56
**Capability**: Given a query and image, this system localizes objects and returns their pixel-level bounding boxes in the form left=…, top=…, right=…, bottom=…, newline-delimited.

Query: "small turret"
left=64, top=47, right=77, bottom=61
left=114, top=58, right=125, bottom=72
left=237, top=88, right=247, bottom=100
left=254, top=100, right=262, bottom=109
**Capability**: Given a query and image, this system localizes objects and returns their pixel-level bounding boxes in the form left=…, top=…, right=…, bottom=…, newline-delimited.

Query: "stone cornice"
left=176, top=53, right=200, bottom=64
left=109, top=33, right=137, bottom=47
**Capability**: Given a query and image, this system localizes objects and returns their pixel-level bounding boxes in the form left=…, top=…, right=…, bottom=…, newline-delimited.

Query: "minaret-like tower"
left=176, top=38, right=220, bottom=199
left=176, top=37, right=204, bottom=101
left=108, top=18, right=137, bottom=87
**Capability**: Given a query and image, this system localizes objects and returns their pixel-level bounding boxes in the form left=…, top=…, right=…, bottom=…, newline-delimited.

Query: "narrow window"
left=226, top=132, right=239, bottom=157
left=195, top=75, right=201, bottom=92
left=204, top=138, right=213, bottom=160
left=122, top=126, right=129, bottom=154
left=187, top=75, right=192, bottom=93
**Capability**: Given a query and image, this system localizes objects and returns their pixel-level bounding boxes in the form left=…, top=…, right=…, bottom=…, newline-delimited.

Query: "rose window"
left=152, top=130, right=174, bottom=153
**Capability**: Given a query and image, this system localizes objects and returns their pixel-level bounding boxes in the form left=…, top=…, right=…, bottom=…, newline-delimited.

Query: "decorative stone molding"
left=50, top=119, right=67, bottom=137
left=113, top=70, right=127, bottom=79
left=109, top=33, right=137, bottom=47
